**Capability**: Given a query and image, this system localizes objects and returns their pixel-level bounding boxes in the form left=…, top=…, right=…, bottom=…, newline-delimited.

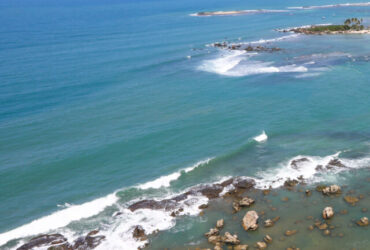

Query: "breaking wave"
left=288, top=2, right=370, bottom=10
left=198, top=50, right=307, bottom=77
left=0, top=194, right=118, bottom=247
left=190, top=9, right=289, bottom=17
left=254, top=152, right=370, bottom=189
left=253, top=131, right=268, bottom=142
left=137, top=158, right=214, bottom=189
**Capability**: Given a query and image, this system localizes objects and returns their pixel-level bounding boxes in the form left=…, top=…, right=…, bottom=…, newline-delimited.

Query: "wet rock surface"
left=17, top=234, right=68, bottom=250
left=212, top=42, right=282, bottom=53
left=17, top=231, right=105, bottom=250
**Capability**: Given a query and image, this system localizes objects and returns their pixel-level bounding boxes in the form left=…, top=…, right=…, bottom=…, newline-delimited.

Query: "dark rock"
left=17, top=234, right=67, bottom=250
left=133, top=225, right=146, bottom=240
left=199, top=185, right=223, bottom=199
left=73, top=234, right=105, bottom=250
left=234, top=178, right=255, bottom=190
left=290, top=158, right=310, bottom=169
left=284, top=179, right=299, bottom=188
left=326, top=159, right=346, bottom=169
left=198, top=204, right=208, bottom=209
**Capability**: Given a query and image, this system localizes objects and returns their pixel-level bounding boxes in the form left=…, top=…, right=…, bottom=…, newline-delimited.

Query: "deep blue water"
left=0, top=0, right=369, bottom=249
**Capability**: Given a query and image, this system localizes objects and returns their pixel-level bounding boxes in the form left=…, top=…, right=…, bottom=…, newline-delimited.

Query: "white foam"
left=97, top=194, right=208, bottom=250
left=288, top=2, right=370, bottom=10
left=190, top=9, right=289, bottom=16
left=254, top=131, right=268, bottom=142
left=0, top=194, right=118, bottom=247
left=137, top=158, right=213, bottom=190
left=198, top=50, right=307, bottom=77
left=254, top=152, right=370, bottom=189
left=248, top=34, right=300, bottom=44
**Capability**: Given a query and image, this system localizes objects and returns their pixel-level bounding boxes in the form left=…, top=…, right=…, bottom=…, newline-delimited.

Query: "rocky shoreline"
left=14, top=158, right=369, bottom=250
left=279, top=26, right=370, bottom=35
left=211, top=42, right=282, bottom=53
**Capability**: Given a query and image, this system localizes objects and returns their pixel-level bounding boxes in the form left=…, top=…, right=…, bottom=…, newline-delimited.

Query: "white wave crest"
left=254, top=131, right=268, bottom=142
left=190, top=9, right=289, bottom=16
left=137, top=158, right=214, bottom=190
left=198, top=50, right=307, bottom=77
left=97, top=194, right=208, bottom=250
left=288, top=2, right=370, bottom=10
left=248, top=34, right=300, bottom=44
left=254, top=152, right=370, bottom=189
left=0, top=194, right=118, bottom=247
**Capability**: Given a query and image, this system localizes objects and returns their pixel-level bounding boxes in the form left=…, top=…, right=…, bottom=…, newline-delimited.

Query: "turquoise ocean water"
left=0, top=0, right=369, bottom=249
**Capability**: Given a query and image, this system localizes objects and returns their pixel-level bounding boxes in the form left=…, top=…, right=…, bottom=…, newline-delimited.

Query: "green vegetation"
left=305, top=18, right=365, bottom=32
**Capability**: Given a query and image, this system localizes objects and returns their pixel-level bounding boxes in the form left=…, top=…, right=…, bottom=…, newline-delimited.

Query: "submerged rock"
left=343, top=196, right=359, bottom=205
left=285, top=230, right=298, bottom=236
left=322, top=207, right=334, bottom=219
left=133, top=226, right=146, bottom=240
left=242, top=211, right=259, bottom=231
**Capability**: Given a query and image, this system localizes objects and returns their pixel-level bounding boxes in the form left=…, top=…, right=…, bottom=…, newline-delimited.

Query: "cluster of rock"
left=212, top=42, right=282, bottom=53
left=128, top=177, right=255, bottom=213
left=205, top=219, right=247, bottom=249
left=17, top=230, right=105, bottom=250
left=279, top=26, right=370, bottom=35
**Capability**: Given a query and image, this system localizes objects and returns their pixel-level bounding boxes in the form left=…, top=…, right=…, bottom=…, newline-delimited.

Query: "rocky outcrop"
left=17, top=231, right=105, bottom=250
left=263, top=235, right=272, bottom=243
left=212, top=42, right=282, bottom=53
left=356, top=217, right=369, bottom=226
left=326, top=159, right=346, bottom=168
left=239, top=197, right=255, bottom=207
left=72, top=234, right=105, bottom=250
left=216, top=219, right=224, bottom=229
left=222, top=232, right=240, bottom=245
left=129, top=178, right=255, bottom=212
left=256, top=241, right=267, bottom=249
left=133, top=226, right=147, bottom=241
left=242, top=211, right=259, bottom=231
left=264, top=219, right=274, bottom=227
left=290, top=158, right=310, bottom=169
left=322, top=207, right=334, bottom=219
left=17, top=234, right=68, bottom=250
left=322, top=185, right=341, bottom=195
left=205, top=228, right=219, bottom=237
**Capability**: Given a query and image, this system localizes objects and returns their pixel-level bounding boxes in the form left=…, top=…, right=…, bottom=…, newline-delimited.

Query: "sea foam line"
left=0, top=194, right=118, bottom=247
left=190, top=9, right=289, bottom=16
left=288, top=2, right=370, bottom=10
left=137, top=158, right=214, bottom=190
left=198, top=50, right=307, bottom=77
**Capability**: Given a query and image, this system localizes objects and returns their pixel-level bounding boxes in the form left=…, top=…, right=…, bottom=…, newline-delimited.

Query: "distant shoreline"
left=190, top=9, right=288, bottom=16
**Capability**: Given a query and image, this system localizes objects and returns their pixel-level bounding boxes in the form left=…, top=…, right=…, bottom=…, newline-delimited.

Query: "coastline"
left=13, top=157, right=370, bottom=250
